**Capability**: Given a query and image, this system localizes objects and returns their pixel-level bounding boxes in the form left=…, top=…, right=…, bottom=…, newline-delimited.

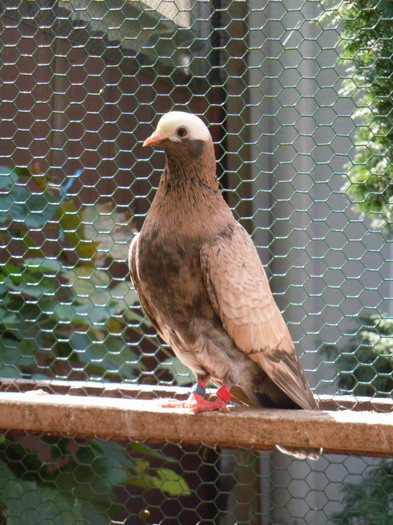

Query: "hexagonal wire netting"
left=1, top=0, right=393, bottom=524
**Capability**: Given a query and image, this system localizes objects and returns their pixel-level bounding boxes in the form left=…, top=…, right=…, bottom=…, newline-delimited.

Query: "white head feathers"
left=144, top=111, right=212, bottom=147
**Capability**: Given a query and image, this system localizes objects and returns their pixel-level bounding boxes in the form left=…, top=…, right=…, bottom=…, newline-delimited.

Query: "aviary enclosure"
left=0, top=1, right=392, bottom=524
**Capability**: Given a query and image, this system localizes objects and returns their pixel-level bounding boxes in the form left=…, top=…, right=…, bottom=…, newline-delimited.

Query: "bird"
left=129, top=110, right=321, bottom=460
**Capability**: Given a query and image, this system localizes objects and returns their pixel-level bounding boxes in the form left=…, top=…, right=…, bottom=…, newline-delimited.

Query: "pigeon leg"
left=186, top=384, right=232, bottom=414
left=158, top=382, right=232, bottom=414
left=156, top=379, right=209, bottom=409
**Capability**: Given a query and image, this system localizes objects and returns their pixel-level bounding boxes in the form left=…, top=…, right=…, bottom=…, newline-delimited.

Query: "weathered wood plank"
left=1, top=379, right=392, bottom=412
left=0, top=391, right=391, bottom=457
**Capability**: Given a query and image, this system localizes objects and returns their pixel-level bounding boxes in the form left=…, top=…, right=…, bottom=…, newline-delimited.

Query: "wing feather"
left=129, top=234, right=167, bottom=342
left=200, top=223, right=317, bottom=410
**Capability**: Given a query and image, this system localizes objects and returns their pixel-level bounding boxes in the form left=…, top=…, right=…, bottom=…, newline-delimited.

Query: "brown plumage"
left=129, top=111, right=321, bottom=460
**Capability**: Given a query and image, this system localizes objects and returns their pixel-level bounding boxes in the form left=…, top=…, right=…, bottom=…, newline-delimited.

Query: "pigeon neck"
left=161, top=140, right=219, bottom=192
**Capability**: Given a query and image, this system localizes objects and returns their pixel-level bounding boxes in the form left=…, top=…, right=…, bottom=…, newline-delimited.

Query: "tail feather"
left=276, top=445, right=322, bottom=461
left=228, top=385, right=323, bottom=461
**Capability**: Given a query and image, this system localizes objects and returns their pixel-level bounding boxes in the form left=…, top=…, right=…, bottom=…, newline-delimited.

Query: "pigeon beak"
left=143, top=130, right=165, bottom=147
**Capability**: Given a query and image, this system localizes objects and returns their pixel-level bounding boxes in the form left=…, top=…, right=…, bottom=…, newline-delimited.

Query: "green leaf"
left=0, top=337, right=21, bottom=377
left=76, top=332, right=137, bottom=380
left=62, top=266, right=138, bottom=331
left=0, top=309, right=19, bottom=329
left=24, top=257, right=62, bottom=273
left=108, top=281, right=139, bottom=314
left=0, top=460, right=85, bottom=525
left=0, top=165, right=17, bottom=190
left=128, top=441, right=176, bottom=463
left=323, top=314, right=393, bottom=397
left=0, top=167, right=60, bottom=227
left=63, top=266, right=109, bottom=305
left=4, top=266, right=58, bottom=299
left=152, top=467, right=191, bottom=497
left=57, top=201, right=96, bottom=261
left=82, top=203, right=136, bottom=261
left=132, top=460, right=191, bottom=496
left=332, top=458, right=393, bottom=524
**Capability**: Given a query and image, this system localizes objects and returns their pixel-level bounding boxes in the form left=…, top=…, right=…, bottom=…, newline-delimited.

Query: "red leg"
left=157, top=383, right=232, bottom=414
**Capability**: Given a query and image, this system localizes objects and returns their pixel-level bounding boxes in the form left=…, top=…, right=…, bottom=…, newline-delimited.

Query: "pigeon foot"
left=157, top=393, right=228, bottom=413
left=157, top=385, right=232, bottom=414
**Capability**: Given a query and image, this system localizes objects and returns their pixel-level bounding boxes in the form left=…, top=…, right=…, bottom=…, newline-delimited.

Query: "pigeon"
left=129, top=111, right=321, bottom=460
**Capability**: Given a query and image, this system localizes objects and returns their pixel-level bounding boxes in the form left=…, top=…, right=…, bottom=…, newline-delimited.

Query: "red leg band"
left=216, top=385, right=232, bottom=403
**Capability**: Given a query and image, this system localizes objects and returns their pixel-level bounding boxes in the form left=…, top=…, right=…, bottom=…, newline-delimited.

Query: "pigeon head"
left=143, top=111, right=217, bottom=188
left=143, top=111, right=212, bottom=148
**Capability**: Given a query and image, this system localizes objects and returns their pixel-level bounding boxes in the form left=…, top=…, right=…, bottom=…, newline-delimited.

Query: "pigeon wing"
left=200, top=223, right=317, bottom=411
left=129, top=233, right=167, bottom=343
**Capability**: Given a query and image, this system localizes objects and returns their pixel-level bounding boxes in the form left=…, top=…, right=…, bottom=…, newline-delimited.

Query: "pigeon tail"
left=275, top=444, right=322, bottom=461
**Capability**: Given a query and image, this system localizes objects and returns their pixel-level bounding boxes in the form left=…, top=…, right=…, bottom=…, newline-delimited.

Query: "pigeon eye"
left=176, top=126, right=188, bottom=139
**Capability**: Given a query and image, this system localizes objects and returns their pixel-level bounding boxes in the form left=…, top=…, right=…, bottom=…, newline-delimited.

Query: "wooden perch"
left=0, top=382, right=392, bottom=457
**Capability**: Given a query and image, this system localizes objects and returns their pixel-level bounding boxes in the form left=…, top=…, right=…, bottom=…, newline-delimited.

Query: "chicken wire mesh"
left=0, top=0, right=392, bottom=524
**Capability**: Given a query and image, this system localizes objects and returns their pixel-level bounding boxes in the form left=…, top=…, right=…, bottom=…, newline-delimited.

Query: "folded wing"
left=200, top=224, right=317, bottom=411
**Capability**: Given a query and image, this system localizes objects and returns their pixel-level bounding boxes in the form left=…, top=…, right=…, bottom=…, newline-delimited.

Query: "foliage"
left=0, top=436, right=190, bottom=524
left=322, top=0, right=393, bottom=232
left=325, top=313, right=393, bottom=523
left=0, top=166, right=143, bottom=382
left=331, top=458, right=393, bottom=524
left=325, top=314, right=393, bottom=397
left=321, top=4, right=393, bottom=521
left=0, top=165, right=190, bottom=523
